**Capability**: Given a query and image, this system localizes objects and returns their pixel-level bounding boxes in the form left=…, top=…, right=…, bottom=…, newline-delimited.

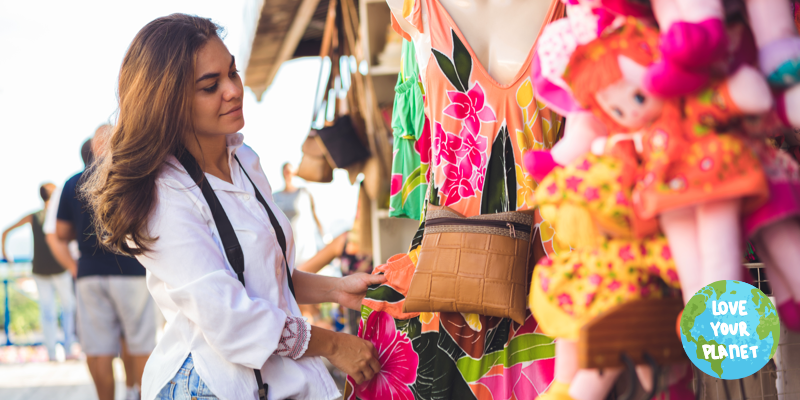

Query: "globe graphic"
left=680, top=280, right=780, bottom=379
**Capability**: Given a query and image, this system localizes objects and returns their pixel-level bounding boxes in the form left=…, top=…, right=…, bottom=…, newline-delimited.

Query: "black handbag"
left=316, top=115, right=370, bottom=169
left=177, top=150, right=296, bottom=400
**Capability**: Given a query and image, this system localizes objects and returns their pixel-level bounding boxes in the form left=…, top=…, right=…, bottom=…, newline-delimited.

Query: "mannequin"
left=387, top=0, right=554, bottom=86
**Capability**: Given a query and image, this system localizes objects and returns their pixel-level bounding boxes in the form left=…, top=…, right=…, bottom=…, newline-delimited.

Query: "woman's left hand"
left=333, top=273, right=387, bottom=310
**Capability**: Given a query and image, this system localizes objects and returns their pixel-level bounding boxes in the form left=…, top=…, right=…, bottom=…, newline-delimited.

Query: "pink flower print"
left=442, top=157, right=475, bottom=206
left=607, top=280, right=621, bottom=291
left=433, top=122, right=467, bottom=165
left=414, top=116, right=432, bottom=164
left=459, top=124, right=489, bottom=169
left=433, top=122, right=467, bottom=166
left=618, top=245, right=635, bottom=262
left=699, top=157, right=714, bottom=171
left=640, top=285, right=651, bottom=297
left=540, top=273, right=551, bottom=292
left=414, top=119, right=433, bottom=183
left=540, top=257, right=554, bottom=267
left=476, top=357, right=555, bottom=400
left=589, top=273, right=602, bottom=286
left=351, top=311, right=419, bottom=400
left=547, top=182, right=558, bottom=195
left=628, top=283, right=637, bottom=293
left=442, top=82, right=497, bottom=135
left=640, top=244, right=648, bottom=257
left=648, top=265, right=661, bottom=276
left=667, top=269, right=679, bottom=283
left=584, top=187, right=600, bottom=201
left=557, top=293, right=573, bottom=307
left=471, top=165, right=486, bottom=192
left=650, top=130, right=668, bottom=151
left=661, top=246, right=672, bottom=261
left=668, top=175, right=687, bottom=192
left=391, top=174, right=403, bottom=196
left=577, top=159, right=592, bottom=171
left=585, top=293, right=596, bottom=306
left=616, top=191, right=629, bottom=206
left=565, top=176, right=583, bottom=192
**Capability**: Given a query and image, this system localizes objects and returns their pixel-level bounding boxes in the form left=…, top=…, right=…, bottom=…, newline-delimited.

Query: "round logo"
left=679, top=280, right=780, bottom=379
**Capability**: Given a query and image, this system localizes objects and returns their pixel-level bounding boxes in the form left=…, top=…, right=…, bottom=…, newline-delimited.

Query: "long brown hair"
left=83, top=14, right=221, bottom=256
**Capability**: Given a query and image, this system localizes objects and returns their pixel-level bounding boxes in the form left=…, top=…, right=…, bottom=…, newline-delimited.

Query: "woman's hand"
left=306, top=326, right=380, bottom=385
left=333, top=273, right=387, bottom=311
left=328, top=331, right=381, bottom=384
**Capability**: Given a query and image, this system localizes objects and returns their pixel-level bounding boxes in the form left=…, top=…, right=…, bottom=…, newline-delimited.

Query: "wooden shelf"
left=369, top=64, right=401, bottom=76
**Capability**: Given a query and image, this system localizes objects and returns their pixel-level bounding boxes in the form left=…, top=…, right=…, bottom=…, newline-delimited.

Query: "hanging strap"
left=177, top=150, right=296, bottom=400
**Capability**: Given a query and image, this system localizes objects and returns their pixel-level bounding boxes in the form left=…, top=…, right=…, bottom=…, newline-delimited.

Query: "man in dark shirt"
left=54, top=126, right=154, bottom=400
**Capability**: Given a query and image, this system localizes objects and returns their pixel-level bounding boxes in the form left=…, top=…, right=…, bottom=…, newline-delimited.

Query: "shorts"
left=76, top=275, right=156, bottom=356
left=156, top=355, right=219, bottom=400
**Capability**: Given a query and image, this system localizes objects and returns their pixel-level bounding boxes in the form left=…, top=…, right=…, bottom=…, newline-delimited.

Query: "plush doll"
left=563, top=18, right=771, bottom=305
left=740, top=114, right=800, bottom=332
left=744, top=0, right=800, bottom=127
left=528, top=17, right=773, bottom=400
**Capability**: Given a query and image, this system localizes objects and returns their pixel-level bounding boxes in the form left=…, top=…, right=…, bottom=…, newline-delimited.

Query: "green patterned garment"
left=389, top=40, right=430, bottom=220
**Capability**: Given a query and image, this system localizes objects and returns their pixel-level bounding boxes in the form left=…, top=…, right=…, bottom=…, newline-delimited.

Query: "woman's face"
left=192, top=37, right=244, bottom=137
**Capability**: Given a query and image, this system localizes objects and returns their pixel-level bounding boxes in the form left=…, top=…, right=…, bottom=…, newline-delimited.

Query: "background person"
left=273, top=162, right=325, bottom=266
left=54, top=126, right=156, bottom=400
left=1, top=183, right=76, bottom=362
left=84, top=14, right=384, bottom=400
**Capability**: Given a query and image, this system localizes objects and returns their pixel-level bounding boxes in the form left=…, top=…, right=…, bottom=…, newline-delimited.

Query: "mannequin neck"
left=438, top=0, right=552, bottom=85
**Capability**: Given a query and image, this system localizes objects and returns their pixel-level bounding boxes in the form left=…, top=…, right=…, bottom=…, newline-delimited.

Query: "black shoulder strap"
left=234, top=155, right=296, bottom=298
left=176, top=150, right=296, bottom=400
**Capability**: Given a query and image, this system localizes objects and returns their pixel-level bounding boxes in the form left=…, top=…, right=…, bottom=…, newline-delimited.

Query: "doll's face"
left=595, top=77, right=664, bottom=130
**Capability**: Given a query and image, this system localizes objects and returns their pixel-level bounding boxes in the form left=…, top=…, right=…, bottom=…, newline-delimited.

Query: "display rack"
left=360, top=0, right=420, bottom=264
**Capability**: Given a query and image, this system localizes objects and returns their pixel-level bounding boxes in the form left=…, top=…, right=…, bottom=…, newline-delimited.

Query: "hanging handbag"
left=177, top=150, right=295, bottom=400
left=402, top=205, right=536, bottom=324
left=297, top=131, right=334, bottom=183
left=316, top=115, right=371, bottom=169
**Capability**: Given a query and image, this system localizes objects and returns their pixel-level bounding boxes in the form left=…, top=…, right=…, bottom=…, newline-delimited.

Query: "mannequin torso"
left=387, top=0, right=552, bottom=85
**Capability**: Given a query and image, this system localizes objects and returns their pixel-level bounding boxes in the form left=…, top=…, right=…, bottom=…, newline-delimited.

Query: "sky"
left=0, top=0, right=359, bottom=260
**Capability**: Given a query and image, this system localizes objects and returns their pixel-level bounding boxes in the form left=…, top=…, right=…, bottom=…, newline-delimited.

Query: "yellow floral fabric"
left=529, top=154, right=680, bottom=340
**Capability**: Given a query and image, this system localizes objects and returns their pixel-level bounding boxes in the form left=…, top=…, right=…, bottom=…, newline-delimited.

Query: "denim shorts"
left=156, top=355, right=219, bottom=400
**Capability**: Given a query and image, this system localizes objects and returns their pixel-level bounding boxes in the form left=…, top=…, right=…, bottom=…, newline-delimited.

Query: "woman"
left=272, top=162, right=324, bottom=266
left=84, top=14, right=384, bottom=400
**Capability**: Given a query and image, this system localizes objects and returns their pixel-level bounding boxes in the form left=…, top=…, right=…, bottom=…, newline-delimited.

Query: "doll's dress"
left=744, top=140, right=800, bottom=237
left=632, top=81, right=769, bottom=220
left=530, top=151, right=681, bottom=341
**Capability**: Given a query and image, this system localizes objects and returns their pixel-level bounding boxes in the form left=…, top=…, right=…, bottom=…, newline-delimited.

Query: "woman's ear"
left=618, top=55, right=647, bottom=86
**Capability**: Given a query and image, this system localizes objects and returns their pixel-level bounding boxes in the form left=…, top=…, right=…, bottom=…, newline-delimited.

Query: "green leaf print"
left=410, top=220, right=426, bottom=252
left=365, top=284, right=406, bottom=303
left=456, top=333, right=556, bottom=382
left=503, top=125, right=517, bottom=211
left=480, top=125, right=514, bottom=214
left=401, top=165, right=428, bottom=206
left=451, top=30, right=472, bottom=93
left=432, top=29, right=473, bottom=93
left=433, top=48, right=465, bottom=92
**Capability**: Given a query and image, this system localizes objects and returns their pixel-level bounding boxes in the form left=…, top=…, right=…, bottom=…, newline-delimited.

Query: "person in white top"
left=82, top=14, right=384, bottom=400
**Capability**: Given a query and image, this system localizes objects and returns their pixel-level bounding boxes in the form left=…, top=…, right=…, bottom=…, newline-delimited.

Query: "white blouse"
left=135, top=134, right=339, bottom=400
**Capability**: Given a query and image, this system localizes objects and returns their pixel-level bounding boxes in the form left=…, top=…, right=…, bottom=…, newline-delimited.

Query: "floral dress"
left=530, top=152, right=681, bottom=340
left=346, top=1, right=568, bottom=399
left=630, top=64, right=769, bottom=220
